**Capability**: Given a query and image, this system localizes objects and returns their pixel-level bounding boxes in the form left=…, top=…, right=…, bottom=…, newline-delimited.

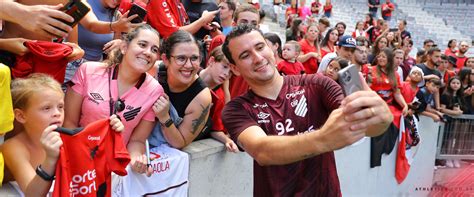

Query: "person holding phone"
left=221, top=24, right=392, bottom=196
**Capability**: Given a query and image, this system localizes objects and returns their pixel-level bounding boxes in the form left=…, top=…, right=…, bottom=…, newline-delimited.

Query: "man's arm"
left=237, top=108, right=366, bottom=166
left=0, top=1, right=74, bottom=39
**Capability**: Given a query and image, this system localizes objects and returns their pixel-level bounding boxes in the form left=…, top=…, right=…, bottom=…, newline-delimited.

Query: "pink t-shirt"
left=70, top=62, right=163, bottom=143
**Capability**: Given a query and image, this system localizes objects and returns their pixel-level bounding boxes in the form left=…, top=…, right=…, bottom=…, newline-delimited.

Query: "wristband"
left=161, top=118, right=174, bottom=128
left=36, top=165, right=55, bottom=181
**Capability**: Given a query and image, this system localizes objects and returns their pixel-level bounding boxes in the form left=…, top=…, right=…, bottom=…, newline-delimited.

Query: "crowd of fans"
left=0, top=0, right=472, bottom=196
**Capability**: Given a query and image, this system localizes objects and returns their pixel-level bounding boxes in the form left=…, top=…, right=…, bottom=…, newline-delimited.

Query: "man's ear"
left=229, top=63, right=241, bottom=76
left=14, top=108, right=27, bottom=124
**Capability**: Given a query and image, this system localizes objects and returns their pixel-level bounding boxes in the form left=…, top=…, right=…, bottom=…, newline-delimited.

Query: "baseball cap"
left=447, top=55, right=457, bottom=66
left=338, top=35, right=356, bottom=48
left=409, top=66, right=425, bottom=87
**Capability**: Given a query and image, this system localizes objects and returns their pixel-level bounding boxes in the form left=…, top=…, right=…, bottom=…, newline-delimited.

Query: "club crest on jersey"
left=294, top=95, right=308, bottom=117
left=257, top=112, right=270, bottom=123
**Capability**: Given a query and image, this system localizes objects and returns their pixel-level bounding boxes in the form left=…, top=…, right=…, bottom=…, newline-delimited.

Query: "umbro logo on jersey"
left=90, top=93, right=104, bottom=101
left=124, top=107, right=141, bottom=121
left=257, top=112, right=270, bottom=119
left=257, top=112, right=270, bottom=124
left=294, top=95, right=308, bottom=117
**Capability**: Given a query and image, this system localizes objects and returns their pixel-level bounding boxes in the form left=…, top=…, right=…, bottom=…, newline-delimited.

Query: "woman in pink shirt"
left=64, top=24, right=163, bottom=176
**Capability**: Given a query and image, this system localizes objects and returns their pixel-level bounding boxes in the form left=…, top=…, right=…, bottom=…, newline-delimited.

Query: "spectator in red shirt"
left=363, top=13, right=376, bottom=30
left=353, top=21, right=369, bottom=39
left=323, top=0, right=333, bottom=18
left=297, top=24, right=322, bottom=74
left=131, top=0, right=218, bottom=39
left=465, top=57, right=474, bottom=69
left=456, top=41, right=470, bottom=71
left=278, top=41, right=305, bottom=75
left=311, top=0, right=322, bottom=17
left=198, top=46, right=238, bottom=152
left=444, top=39, right=457, bottom=57
left=381, top=0, right=395, bottom=21
left=439, top=54, right=457, bottom=86
left=320, top=28, right=338, bottom=58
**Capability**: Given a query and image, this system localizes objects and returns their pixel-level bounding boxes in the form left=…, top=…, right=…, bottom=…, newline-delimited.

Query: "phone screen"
left=129, top=3, right=147, bottom=23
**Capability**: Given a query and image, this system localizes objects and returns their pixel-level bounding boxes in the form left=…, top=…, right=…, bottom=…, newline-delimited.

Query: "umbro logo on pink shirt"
left=90, top=93, right=104, bottom=101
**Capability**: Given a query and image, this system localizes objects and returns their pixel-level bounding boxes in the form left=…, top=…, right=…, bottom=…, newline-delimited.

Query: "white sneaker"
left=446, top=160, right=454, bottom=168
left=453, top=160, right=461, bottom=168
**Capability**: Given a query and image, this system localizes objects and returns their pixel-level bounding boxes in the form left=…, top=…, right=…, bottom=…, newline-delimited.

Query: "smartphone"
left=129, top=3, right=147, bottom=23
left=410, top=100, right=421, bottom=109
left=59, top=0, right=90, bottom=28
left=389, top=28, right=398, bottom=32
left=337, top=64, right=363, bottom=96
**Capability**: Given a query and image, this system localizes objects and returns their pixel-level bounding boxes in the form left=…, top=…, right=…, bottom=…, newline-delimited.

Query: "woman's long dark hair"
left=290, top=18, right=303, bottom=40
left=458, top=68, right=473, bottom=87
left=443, top=76, right=466, bottom=110
left=320, top=28, right=336, bottom=49
left=264, top=32, right=283, bottom=59
left=375, top=48, right=398, bottom=88
left=372, top=36, right=388, bottom=58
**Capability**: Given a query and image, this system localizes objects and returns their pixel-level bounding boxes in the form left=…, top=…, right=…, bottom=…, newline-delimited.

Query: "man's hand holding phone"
left=339, top=69, right=393, bottom=137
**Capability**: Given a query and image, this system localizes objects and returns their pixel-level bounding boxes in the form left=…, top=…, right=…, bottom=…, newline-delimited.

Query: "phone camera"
left=343, top=71, right=351, bottom=83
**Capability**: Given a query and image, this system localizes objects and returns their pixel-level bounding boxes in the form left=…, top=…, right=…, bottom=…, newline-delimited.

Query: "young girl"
left=440, top=77, right=465, bottom=116
left=440, top=77, right=465, bottom=168
left=323, top=57, right=349, bottom=81
left=1, top=74, right=123, bottom=195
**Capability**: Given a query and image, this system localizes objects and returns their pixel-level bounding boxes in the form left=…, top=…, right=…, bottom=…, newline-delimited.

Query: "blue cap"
left=338, top=35, right=356, bottom=48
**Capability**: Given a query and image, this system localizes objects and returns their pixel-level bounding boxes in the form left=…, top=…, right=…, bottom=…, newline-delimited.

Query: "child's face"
left=282, top=44, right=298, bottom=60
left=409, top=70, right=422, bottom=83
left=426, top=82, right=440, bottom=93
left=450, top=79, right=461, bottom=91
left=21, top=89, right=64, bottom=131
left=438, top=59, right=448, bottom=71
left=324, top=61, right=340, bottom=81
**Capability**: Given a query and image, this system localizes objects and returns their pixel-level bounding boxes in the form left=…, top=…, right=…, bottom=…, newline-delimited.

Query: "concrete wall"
left=0, top=117, right=440, bottom=196
left=184, top=116, right=440, bottom=196
left=183, top=139, right=253, bottom=196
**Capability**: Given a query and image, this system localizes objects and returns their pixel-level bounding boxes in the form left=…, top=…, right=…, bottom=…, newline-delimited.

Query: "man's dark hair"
left=222, top=24, right=263, bottom=64
left=423, top=39, right=434, bottom=46
left=427, top=47, right=441, bottom=56
left=335, top=22, right=346, bottom=29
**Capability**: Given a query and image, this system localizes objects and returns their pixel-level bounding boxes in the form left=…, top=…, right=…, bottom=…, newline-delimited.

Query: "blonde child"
left=1, top=74, right=122, bottom=196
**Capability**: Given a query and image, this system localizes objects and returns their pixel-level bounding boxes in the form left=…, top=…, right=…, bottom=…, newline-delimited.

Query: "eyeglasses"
left=170, top=55, right=201, bottom=66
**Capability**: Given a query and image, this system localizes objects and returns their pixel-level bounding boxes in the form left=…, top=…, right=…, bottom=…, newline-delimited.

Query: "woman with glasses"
left=152, top=30, right=212, bottom=149
left=64, top=24, right=163, bottom=176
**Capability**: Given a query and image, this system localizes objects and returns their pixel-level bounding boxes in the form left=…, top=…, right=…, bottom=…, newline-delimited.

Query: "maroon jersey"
left=223, top=74, right=344, bottom=196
